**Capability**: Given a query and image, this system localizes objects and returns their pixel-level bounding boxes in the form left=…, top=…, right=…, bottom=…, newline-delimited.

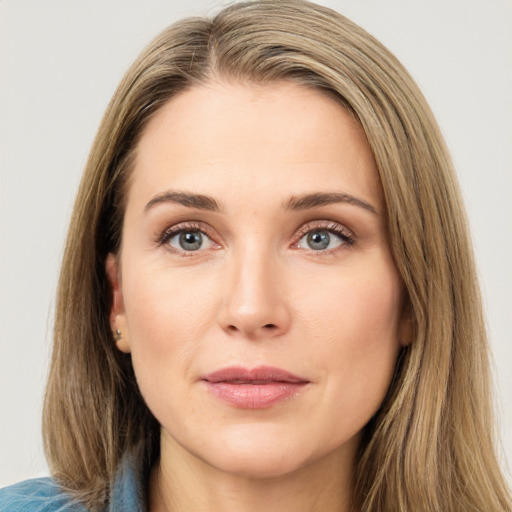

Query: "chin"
left=188, top=423, right=351, bottom=480
left=203, top=446, right=308, bottom=479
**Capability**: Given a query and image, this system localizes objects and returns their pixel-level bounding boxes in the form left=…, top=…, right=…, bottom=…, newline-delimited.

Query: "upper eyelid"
left=158, top=221, right=216, bottom=245
left=293, top=220, right=353, bottom=237
left=162, top=220, right=212, bottom=235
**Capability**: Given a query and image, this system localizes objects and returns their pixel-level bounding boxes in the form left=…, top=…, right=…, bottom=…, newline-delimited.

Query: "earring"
left=113, top=329, right=122, bottom=341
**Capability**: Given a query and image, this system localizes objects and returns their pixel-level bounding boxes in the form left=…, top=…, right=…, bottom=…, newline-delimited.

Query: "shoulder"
left=0, top=478, right=87, bottom=512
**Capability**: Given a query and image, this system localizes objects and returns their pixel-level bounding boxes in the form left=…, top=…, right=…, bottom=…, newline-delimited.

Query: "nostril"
left=228, top=323, right=277, bottom=332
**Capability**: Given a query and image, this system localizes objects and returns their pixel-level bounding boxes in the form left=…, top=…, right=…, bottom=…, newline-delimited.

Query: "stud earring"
left=113, top=329, right=122, bottom=341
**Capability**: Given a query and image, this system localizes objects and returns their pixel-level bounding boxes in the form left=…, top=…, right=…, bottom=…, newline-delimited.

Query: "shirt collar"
left=109, top=450, right=146, bottom=512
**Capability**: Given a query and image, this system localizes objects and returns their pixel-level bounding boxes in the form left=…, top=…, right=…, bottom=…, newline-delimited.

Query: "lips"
left=201, top=366, right=309, bottom=409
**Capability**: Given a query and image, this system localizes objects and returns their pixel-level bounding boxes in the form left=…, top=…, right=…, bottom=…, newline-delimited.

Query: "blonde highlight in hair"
left=43, top=1, right=511, bottom=510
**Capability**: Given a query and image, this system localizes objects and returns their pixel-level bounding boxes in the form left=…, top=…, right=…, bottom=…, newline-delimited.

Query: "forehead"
left=128, top=80, right=382, bottom=211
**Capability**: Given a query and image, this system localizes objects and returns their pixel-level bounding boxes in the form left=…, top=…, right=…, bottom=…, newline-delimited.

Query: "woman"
left=1, top=1, right=510, bottom=511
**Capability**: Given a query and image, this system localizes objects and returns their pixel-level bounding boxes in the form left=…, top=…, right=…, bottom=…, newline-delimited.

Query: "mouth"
left=201, top=366, right=310, bottom=409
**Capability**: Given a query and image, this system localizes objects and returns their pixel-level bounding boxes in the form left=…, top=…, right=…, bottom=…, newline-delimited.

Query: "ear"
left=105, top=253, right=131, bottom=353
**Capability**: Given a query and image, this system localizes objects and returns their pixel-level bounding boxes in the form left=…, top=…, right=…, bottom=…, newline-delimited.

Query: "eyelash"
left=293, top=221, right=355, bottom=252
left=156, top=220, right=355, bottom=255
left=157, top=221, right=216, bottom=251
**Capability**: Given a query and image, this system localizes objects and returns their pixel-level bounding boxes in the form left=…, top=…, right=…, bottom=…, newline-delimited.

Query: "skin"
left=106, top=80, right=408, bottom=512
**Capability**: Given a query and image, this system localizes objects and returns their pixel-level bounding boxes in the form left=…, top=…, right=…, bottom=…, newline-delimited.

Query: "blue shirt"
left=0, top=452, right=145, bottom=512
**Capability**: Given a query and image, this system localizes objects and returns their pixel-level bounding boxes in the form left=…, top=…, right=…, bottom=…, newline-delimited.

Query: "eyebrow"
left=284, top=192, right=378, bottom=215
left=144, top=190, right=378, bottom=216
left=145, top=191, right=221, bottom=213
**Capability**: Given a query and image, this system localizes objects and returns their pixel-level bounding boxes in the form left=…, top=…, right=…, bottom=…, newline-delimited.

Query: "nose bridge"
left=219, top=239, right=290, bottom=338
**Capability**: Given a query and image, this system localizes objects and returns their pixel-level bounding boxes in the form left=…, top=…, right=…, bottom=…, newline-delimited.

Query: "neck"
left=149, top=431, right=357, bottom=512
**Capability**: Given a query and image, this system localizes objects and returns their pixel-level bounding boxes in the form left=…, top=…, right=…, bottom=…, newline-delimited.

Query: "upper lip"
left=202, top=365, right=309, bottom=384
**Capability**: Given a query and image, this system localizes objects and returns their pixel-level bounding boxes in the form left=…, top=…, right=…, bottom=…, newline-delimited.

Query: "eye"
left=295, top=223, right=354, bottom=252
left=297, top=229, right=343, bottom=251
left=157, top=222, right=219, bottom=254
left=167, top=229, right=215, bottom=252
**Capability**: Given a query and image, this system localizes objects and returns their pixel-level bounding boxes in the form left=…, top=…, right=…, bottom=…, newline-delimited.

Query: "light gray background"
left=1, top=0, right=511, bottom=486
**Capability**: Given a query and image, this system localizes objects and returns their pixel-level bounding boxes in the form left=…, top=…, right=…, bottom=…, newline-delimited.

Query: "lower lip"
left=204, top=381, right=308, bottom=409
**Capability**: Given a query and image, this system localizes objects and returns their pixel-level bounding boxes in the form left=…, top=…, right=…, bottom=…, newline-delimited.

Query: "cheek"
left=119, top=266, right=219, bottom=436
left=120, top=262, right=220, bottom=389
left=302, top=261, right=402, bottom=346
left=299, top=258, right=402, bottom=419
left=124, top=260, right=216, bottom=333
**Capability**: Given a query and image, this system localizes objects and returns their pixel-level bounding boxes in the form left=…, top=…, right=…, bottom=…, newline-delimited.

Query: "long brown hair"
left=43, top=1, right=511, bottom=510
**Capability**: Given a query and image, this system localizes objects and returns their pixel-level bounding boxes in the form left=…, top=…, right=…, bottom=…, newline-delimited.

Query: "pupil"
left=179, top=231, right=202, bottom=251
left=307, top=231, right=330, bottom=250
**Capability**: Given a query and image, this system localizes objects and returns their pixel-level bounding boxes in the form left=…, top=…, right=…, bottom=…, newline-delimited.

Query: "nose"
left=217, top=245, right=291, bottom=340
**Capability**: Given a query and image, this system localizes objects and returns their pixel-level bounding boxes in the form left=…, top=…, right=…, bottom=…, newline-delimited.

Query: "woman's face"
left=107, top=81, right=407, bottom=478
